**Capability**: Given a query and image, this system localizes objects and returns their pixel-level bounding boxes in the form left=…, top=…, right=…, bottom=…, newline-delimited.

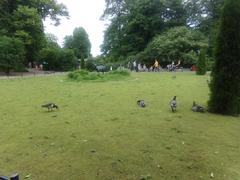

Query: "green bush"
left=39, top=47, right=77, bottom=71
left=196, top=48, right=207, bottom=75
left=206, top=58, right=214, bottom=71
left=108, top=69, right=130, bottom=76
left=85, top=59, right=96, bottom=72
left=39, top=47, right=59, bottom=70
left=144, top=26, right=207, bottom=67
left=58, top=49, right=78, bottom=71
left=68, top=70, right=130, bottom=82
left=68, top=70, right=102, bottom=81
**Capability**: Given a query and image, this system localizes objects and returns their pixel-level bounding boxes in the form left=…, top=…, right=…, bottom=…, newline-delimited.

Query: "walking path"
left=0, top=68, right=193, bottom=80
left=0, top=69, right=67, bottom=79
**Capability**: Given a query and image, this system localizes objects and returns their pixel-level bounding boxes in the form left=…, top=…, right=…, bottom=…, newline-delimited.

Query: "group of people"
left=129, top=59, right=162, bottom=72
left=28, top=62, right=44, bottom=70
left=166, top=60, right=181, bottom=71
left=130, top=61, right=147, bottom=72
left=129, top=59, right=181, bottom=72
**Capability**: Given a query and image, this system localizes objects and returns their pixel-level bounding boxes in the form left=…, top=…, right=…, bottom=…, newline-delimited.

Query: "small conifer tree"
left=196, top=48, right=207, bottom=75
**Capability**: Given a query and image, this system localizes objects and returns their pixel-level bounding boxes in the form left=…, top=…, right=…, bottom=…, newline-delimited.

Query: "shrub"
left=196, top=48, right=207, bottom=75
left=39, top=48, right=77, bottom=71
left=68, top=70, right=102, bottom=81
left=68, top=70, right=130, bottom=82
left=108, top=69, right=130, bottom=76
left=144, top=26, right=207, bottom=67
left=85, top=59, right=96, bottom=72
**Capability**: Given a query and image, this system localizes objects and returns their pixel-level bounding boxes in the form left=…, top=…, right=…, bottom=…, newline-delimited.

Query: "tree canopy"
left=100, top=0, right=224, bottom=65
left=0, top=0, right=68, bottom=66
left=64, top=27, right=91, bottom=60
left=142, top=26, right=207, bottom=66
left=0, top=36, right=25, bottom=74
left=0, top=0, right=228, bottom=71
left=101, top=0, right=165, bottom=60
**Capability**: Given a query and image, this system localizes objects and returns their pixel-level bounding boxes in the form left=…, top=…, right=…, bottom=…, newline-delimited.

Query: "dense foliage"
left=0, top=0, right=228, bottom=72
left=0, top=0, right=68, bottom=70
left=68, top=70, right=130, bottom=82
left=101, top=0, right=166, bottom=61
left=39, top=47, right=77, bottom=71
left=143, top=27, right=207, bottom=66
left=39, top=33, right=77, bottom=71
left=12, top=6, right=44, bottom=64
left=0, top=36, right=25, bottom=74
left=101, top=0, right=224, bottom=66
left=196, top=48, right=207, bottom=75
left=208, top=0, right=240, bottom=115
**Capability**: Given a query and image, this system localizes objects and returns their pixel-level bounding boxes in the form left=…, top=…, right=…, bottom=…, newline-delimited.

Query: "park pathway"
left=0, top=69, right=67, bottom=79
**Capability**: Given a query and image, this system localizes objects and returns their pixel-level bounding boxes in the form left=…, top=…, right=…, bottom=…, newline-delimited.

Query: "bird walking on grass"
left=41, top=103, right=59, bottom=111
left=137, top=100, right=146, bottom=108
left=170, top=96, right=177, bottom=112
left=191, top=101, right=205, bottom=112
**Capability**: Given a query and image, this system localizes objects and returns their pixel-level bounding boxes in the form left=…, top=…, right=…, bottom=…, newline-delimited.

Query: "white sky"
left=43, top=0, right=107, bottom=57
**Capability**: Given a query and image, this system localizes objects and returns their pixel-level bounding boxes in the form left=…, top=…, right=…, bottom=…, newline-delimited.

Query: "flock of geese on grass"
left=41, top=97, right=205, bottom=113
left=42, top=75, right=208, bottom=113
left=137, top=96, right=205, bottom=113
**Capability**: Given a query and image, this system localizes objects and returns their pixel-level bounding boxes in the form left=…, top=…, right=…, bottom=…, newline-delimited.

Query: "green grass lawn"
left=0, top=72, right=239, bottom=180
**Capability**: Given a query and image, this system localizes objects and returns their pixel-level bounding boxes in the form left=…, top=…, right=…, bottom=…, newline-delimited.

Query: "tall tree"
left=0, top=0, right=68, bottom=64
left=64, top=27, right=91, bottom=68
left=63, top=35, right=74, bottom=49
left=101, top=0, right=130, bottom=60
left=101, top=0, right=164, bottom=61
left=12, top=6, right=44, bottom=64
left=123, top=0, right=164, bottom=54
left=208, top=0, right=240, bottom=115
left=162, top=0, right=186, bottom=29
left=1, top=0, right=68, bottom=26
left=184, top=0, right=224, bottom=31
left=101, top=0, right=191, bottom=62
left=39, top=33, right=77, bottom=71
left=101, top=0, right=128, bottom=20
left=0, top=0, right=11, bottom=35
left=44, top=33, right=60, bottom=49
left=184, top=0, right=224, bottom=59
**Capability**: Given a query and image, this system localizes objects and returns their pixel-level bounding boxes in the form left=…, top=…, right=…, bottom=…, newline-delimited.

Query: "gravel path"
left=0, top=71, right=67, bottom=79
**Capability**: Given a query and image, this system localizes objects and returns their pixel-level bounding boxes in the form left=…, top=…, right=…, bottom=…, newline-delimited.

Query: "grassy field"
left=0, top=72, right=239, bottom=180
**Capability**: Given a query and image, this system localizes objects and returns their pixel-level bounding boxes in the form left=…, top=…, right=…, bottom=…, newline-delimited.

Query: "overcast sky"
left=43, top=0, right=107, bottom=57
